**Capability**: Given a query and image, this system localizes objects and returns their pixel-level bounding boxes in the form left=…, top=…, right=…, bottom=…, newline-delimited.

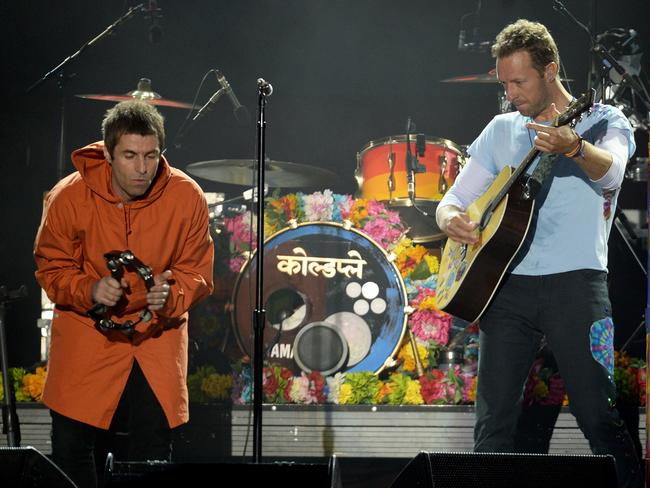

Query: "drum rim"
left=230, top=220, right=409, bottom=375
left=357, top=134, right=465, bottom=158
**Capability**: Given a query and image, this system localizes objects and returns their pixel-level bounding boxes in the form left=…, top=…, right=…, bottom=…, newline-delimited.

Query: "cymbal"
left=76, top=78, right=193, bottom=109
left=441, top=69, right=572, bottom=84
left=186, top=159, right=338, bottom=188
left=441, top=69, right=500, bottom=84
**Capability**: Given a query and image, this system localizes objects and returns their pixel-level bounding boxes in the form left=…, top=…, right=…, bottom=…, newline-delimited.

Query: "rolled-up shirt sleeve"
left=437, top=157, right=496, bottom=211
left=589, top=127, right=629, bottom=191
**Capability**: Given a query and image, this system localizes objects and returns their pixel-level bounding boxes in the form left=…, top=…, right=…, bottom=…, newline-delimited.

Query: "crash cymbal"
left=441, top=69, right=572, bottom=84
left=186, top=159, right=338, bottom=188
left=76, top=78, right=194, bottom=109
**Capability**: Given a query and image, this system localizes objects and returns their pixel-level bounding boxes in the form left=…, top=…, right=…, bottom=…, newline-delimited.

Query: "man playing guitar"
left=436, top=19, right=641, bottom=488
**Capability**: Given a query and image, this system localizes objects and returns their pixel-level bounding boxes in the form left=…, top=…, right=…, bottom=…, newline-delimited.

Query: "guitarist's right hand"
left=437, top=205, right=479, bottom=245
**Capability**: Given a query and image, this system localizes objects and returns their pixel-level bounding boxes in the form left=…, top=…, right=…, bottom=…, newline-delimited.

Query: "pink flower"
left=461, top=372, right=475, bottom=402
left=409, top=309, right=451, bottom=345
left=366, top=200, right=387, bottom=216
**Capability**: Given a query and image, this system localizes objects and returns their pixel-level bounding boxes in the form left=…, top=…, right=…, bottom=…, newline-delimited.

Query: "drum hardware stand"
left=0, top=285, right=28, bottom=447
left=406, top=322, right=424, bottom=377
left=387, top=149, right=396, bottom=197
left=26, top=3, right=146, bottom=181
left=438, top=148, right=449, bottom=195
left=252, top=77, right=273, bottom=463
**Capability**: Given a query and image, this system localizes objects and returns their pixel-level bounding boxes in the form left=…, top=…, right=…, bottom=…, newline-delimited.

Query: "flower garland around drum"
left=218, top=190, right=479, bottom=405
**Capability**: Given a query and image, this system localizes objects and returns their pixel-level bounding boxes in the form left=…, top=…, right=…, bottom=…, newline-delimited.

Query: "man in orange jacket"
left=34, top=100, right=214, bottom=488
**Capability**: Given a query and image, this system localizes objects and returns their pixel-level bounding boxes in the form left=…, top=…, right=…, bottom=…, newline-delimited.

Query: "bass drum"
left=232, top=222, right=408, bottom=376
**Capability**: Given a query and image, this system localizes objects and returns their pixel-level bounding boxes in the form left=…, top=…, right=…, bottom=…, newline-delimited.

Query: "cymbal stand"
left=0, top=285, right=28, bottom=447
left=252, top=77, right=273, bottom=463
left=26, top=3, right=145, bottom=181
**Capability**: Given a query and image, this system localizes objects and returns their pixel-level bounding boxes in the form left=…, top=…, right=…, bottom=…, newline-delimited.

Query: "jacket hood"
left=71, top=141, right=172, bottom=207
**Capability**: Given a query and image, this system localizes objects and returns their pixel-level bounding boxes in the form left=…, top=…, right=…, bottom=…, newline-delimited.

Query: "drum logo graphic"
left=232, top=222, right=408, bottom=375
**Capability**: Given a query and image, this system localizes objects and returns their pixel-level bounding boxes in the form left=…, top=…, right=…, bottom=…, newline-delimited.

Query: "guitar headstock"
left=554, top=88, right=595, bottom=128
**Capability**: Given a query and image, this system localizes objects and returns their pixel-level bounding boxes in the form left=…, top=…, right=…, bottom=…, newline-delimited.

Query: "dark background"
left=1, top=0, right=649, bottom=367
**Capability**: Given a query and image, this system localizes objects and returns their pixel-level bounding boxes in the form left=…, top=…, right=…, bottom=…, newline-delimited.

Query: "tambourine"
left=87, top=250, right=154, bottom=335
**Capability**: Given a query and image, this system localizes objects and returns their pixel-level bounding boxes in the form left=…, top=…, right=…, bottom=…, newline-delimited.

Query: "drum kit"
left=75, top=73, right=499, bottom=377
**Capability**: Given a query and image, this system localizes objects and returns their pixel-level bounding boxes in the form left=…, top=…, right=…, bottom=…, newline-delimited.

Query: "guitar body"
left=435, top=166, right=535, bottom=323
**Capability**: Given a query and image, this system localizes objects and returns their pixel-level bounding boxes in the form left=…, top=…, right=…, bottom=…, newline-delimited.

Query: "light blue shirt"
left=446, top=103, right=635, bottom=275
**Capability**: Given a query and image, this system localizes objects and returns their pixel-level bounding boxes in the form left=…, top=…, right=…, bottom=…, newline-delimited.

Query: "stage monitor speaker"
left=390, top=451, right=617, bottom=488
left=0, top=446, right=76, bottom=488
left=104, top=454, right=341, bottom=487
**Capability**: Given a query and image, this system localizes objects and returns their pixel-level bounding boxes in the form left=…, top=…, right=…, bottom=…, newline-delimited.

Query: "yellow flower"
left=403, top=380, right=424, bottom=405
left=397, top=342, right=429, bottom=372
left=392, top=237, right=413, bottom=257
left=424, top=254, right=439, bottom=274
left=349, top=199, right=369, bottom=226
left=418, top=296, right=438, bottom=311
left=22, top=370, right=46, bottom=401
left=338, top=383, right=353, bottom=404
left=469, top=376, right=478, bottom=402
left=264, top=220, right=279, bottom=238
left=201, top=374, right=233, bottom=400
left=532, top=381, right=549, bottom=399
left=395, top=244, right=428, bottom=276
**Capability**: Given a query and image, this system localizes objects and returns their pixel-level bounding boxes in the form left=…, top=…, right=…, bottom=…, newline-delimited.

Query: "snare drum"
left=356, top=135, right=465, bottom=242
left=232, top=222, right=408, bottom=376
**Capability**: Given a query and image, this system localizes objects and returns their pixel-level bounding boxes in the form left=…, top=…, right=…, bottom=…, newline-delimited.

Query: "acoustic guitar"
left=435, top=90, right=595, bottom=323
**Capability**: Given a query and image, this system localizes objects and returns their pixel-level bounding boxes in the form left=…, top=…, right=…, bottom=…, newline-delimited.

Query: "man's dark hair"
left=102, top=100, right=165, bottom=157
left=491, top=19, right=560, bottom=76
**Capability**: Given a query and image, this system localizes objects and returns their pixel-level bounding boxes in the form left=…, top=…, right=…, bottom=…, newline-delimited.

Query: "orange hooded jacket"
left=34, top=142, right=214, bottom=429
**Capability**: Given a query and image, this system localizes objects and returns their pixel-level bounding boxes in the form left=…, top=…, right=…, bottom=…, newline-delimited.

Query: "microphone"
left=192, top=90, right=226, bottom=122
left=144, top=1, right=163, bottom=44
left=257, top=78, right=273, bottom=97
left=216, top=71, right=250, bottom=125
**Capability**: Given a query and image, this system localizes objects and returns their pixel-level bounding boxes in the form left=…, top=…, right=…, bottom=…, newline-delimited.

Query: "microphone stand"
left=553, top=0, right=650, bottom=109
left=26, top=3, right=145, bottom=181
left=404, top=118, right=428, bottom=217
left=252, top=78, right=272, bottom=463
left=0, top=285, right=28, bottom=447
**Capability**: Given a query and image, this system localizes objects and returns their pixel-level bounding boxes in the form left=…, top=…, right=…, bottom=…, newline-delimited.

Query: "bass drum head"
left=232, top=222, right=408, bottom=375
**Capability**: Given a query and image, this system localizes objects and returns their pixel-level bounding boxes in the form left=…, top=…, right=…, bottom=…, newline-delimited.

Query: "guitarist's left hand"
left=526, top=103, right=580, bottom=155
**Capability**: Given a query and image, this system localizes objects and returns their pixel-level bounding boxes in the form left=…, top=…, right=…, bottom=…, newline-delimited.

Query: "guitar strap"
left=523, top=152, right=560, bottom=200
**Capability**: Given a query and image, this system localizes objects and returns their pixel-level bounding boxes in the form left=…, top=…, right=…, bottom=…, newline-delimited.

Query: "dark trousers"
left=51, top=361, right=172, bottom=488
left=475, top=270, right=642, bottom=488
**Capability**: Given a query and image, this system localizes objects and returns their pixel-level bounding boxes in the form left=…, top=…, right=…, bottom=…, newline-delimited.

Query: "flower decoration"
left=225, top=212, right=256, bottom=273
left=0, top=366, right=47, bottom=403
left=522, top=356, right=565, bottom=406
left=338, top=372, right=382, bottom=405
left=262, top=365, right=294, bottom=404
left=187, top=365, right=233, bottom=403
left=231, top=363, right=253, bottom=405
left=397, top=341, right=430, bottom=373
left=614, top=351, right=646, bottom=405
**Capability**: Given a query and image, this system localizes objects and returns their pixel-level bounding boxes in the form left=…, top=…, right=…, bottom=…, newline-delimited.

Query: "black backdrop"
left=1, top=0, right=649, bottom=366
